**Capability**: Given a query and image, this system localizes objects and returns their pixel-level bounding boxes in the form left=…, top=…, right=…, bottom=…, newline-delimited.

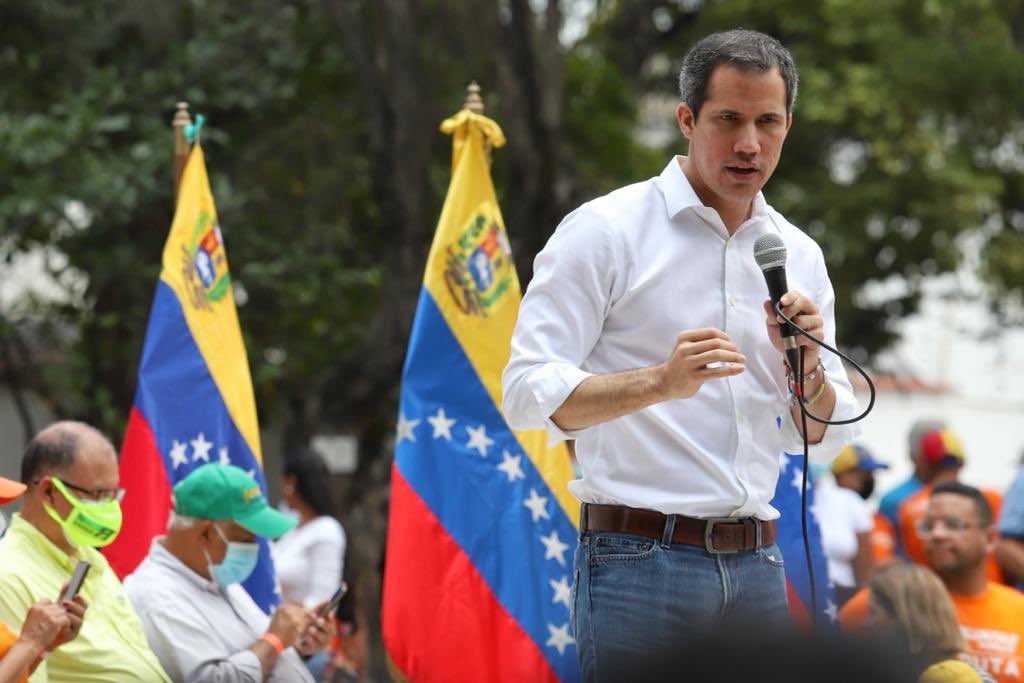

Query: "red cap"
left=0, top=476, right=27, bottom=504
left=919, top=428, right=964, bottom=467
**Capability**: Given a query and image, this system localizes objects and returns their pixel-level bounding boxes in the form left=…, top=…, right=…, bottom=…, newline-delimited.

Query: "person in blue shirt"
left=995, top=450, right=1024, bottom=590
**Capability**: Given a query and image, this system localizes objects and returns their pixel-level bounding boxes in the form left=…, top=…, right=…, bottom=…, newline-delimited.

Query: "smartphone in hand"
left=318, top=582, right=348, bottom=618
left=59, top=561, right=90, bottom=604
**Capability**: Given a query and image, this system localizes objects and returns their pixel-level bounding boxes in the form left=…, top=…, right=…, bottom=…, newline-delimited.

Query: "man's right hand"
left=266, top=603, right=307, bottom=649
left=657, top=328, right=745, bottom=400
left=19, top=600, right=70, bottom=654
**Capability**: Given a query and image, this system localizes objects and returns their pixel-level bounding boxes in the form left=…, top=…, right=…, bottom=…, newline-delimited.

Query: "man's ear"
left=198, top=520, right=216, bottom=545
left=677, top=101, right=696, bottom=139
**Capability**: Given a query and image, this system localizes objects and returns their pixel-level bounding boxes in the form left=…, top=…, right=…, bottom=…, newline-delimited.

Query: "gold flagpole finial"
left=464, top=81, right=484, bottom=114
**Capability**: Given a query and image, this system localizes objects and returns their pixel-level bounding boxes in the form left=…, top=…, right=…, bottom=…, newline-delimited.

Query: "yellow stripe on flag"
left=423, top=109, right=576, bottom=525
left=158, top=146, right=263, bottom=464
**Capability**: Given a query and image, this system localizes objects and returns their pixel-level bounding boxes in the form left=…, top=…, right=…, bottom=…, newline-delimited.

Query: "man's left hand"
left=762, top=291, right=823, bottom=373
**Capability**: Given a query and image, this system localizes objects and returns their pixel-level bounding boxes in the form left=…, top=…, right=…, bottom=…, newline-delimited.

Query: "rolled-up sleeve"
left=777, top=251, right=862, bottom=462
left=502, top=206, right=621, bottom=443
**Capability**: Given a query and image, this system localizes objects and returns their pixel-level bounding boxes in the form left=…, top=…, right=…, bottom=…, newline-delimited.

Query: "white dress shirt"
left=125, top=538, right=314, bottom=683
left=502, top=156, right=860, bottom=519
left=272, top=516, right=346, bottom=608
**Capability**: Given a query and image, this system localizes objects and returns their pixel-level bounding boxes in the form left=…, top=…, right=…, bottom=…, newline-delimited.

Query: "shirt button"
left=737, top=412, right=746, bottom=423
left=728, top=295, right=737, bottom=307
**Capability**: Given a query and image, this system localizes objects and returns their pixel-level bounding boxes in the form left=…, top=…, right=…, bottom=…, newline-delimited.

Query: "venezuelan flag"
left=104, top=145, right=279, bottom=612
left=382, top=109, right=580, bottom=682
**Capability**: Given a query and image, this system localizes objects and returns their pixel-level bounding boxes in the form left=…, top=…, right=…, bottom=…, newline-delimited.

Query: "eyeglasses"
left=38, top=477, right=126, bottom=504
left=916, top=517, right=979, bottom=537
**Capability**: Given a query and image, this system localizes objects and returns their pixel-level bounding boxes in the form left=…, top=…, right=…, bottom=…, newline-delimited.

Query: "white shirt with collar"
left=124, top=537, right=314, bottom=683
left=502, top=156, right=861, bottom=519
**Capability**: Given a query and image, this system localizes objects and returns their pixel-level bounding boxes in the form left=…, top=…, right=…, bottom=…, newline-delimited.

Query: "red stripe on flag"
left=103, top=406, right=172, bottom=579
left=383, top=464, right=559, bottom=683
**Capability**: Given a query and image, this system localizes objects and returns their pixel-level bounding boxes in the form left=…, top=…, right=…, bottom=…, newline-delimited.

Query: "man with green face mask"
left=0, top=421, right=171, bottom=682
left=125, top=463, right=335, bottom=683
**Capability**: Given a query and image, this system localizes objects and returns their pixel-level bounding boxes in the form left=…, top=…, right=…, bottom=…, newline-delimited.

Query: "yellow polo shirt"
left=0, top=514, right=170, bottom=682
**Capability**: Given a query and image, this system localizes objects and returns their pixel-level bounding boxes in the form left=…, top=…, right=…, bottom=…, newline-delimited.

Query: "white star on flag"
left=169, top=440, right=189, bottom=469
left=549, top=576, right=571, bottom=608
left=465, top=424, right=494, bottom=457
left=218, top=447, right=230, bottom=466
left=523, top=488, right=550, bottom=522
left=540, top=530, right=569, bottom=566
left=791, top=466, right=805, bottom=492
left=191, top=433, right=213, bottom=463
left=247, top=469, right=256, bottom=480
left=497, top=451, right=525, bottom=482
left=426, top=407, right=456, bottom=441
left=396, top=413, right=420, bottom=444
left=545, top=623, right=575, bottom=655
left=824, top=599, right=838, bottom=624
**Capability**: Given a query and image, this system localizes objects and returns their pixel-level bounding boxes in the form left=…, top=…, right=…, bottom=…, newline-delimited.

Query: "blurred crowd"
left=0, top=421, right=359, bottom=683
left=813, top=419, right=1024, bottom=682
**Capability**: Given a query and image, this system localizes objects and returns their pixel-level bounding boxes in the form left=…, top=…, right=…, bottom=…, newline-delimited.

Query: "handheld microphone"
left=753, top=234, right=802, bottom=375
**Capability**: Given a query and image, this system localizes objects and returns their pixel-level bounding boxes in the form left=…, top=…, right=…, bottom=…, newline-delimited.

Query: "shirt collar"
left=6, top=512, right=101, bottom=573
left=659, top=155, right=772, bottom=224
left=148, top=536, right=220, bottom=594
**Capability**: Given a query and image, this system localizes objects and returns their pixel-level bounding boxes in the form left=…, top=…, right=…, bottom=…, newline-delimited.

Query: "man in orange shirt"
left=897, top=428, right=1003, bottom=583
left=841, top=482, right=1024, bottom=683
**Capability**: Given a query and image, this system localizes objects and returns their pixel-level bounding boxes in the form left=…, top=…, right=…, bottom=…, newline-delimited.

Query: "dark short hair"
left=21, top=428, right=79, bottom=484
left=678, top=28, right=798, bottom=119
left=283, top=447, right=336, bottom=518
left=930, top=480, right=992, bottom=527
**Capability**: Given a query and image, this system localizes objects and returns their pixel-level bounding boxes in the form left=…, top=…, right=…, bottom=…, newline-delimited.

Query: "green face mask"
left=43, top=477, right=123, bottom=548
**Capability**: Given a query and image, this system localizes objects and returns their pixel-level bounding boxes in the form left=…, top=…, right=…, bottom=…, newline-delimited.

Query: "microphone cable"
left=774, top=302, right=876, bottom=627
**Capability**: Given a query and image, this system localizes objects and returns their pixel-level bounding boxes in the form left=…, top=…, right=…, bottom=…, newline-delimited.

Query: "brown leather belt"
left=581, top=503, right=776, bottom=554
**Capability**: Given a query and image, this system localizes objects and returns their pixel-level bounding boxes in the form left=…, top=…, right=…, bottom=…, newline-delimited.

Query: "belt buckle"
left=704, top=517, right=740, bottom=554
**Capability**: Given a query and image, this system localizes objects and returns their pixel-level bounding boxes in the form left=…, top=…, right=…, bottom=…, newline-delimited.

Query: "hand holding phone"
left=60, top=561, right=90, bottom=604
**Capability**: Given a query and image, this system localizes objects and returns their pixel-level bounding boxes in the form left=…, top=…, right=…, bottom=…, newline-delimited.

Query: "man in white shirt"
left=125, top=464, right=334, bottom=683
left=502, top=28, right=859, bottom=676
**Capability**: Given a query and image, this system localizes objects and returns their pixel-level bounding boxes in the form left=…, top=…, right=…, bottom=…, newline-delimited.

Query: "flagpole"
left=172, top=101, right=192, bottom=202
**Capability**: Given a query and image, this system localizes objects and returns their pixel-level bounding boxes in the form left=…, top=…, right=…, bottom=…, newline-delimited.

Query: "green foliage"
left=1, top=0, right=1022, bottom=444
left=0, top=0, right=379, bottom=434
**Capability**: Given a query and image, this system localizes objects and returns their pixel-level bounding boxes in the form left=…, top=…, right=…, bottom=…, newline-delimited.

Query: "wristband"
left=801, top=378, right=828, bottom=407
left=259, top=632, right=284, bottom=654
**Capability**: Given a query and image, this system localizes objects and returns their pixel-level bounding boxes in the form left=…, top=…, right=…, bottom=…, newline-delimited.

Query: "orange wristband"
left=259, top=632, right=284, bottom=654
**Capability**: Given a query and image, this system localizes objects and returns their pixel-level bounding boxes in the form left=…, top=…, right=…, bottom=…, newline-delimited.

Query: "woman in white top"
left=274, top=449, right=347, bottom=608
left=273, top=449, right=347, bottom=683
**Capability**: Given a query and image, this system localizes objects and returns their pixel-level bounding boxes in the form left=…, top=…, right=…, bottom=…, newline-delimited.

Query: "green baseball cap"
left=172, top=463, right=296, bottom=539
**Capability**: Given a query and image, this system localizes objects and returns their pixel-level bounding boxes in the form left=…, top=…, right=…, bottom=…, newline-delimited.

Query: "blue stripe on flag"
left=133, top=281, right=279, bottom=612
left=397, top=289, right=579, bottom=681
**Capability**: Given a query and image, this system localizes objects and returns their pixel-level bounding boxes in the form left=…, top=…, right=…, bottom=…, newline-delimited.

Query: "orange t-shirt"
left=839, top=583, right=1024, bottom=683
left=897, top=485, right=1003, bottom=583
left=0, top=621, right=30, bottom=683
left=870, top=512, right=897, bottom=563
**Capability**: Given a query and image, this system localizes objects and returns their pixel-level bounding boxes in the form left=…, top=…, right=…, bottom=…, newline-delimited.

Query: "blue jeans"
left=571, top=526, right=789, bottom=682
